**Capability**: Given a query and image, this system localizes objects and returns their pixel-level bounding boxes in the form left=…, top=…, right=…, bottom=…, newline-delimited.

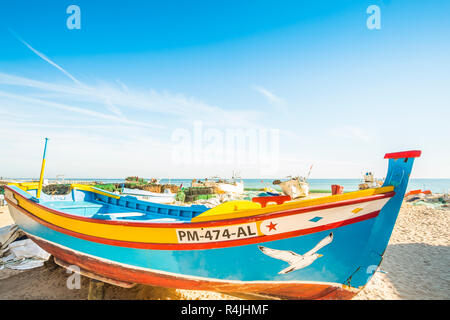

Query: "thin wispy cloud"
left=0, top=71, right=264, bottom=129
left=0, top=32, right=280, bottom=178
left=2, top=31, right=265, bottom=129
left=9, top=29, right=83, bottom=87
left=115, top=79, right=130, bottom=92
left=0, top=90, right=159, bottom=128
left=8, top=31, right=126, bottom=117
left=252, top=85, right=284, bottom=104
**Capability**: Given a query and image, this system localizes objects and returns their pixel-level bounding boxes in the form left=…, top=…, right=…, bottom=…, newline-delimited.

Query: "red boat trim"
left=5, top=185, right=394, bottom=228
left=28, top=233, right=358, bottom=300
left=384, top=150, right=421, bottom=159
left=7, top=198, right=381, bottom=250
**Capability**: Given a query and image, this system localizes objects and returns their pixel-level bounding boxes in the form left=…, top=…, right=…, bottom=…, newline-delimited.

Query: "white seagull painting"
left=258, top=232, right=334, bottom=274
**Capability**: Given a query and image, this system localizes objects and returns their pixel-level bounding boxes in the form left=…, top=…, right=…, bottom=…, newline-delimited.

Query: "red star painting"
left=266, top=221, right=277, bottom=232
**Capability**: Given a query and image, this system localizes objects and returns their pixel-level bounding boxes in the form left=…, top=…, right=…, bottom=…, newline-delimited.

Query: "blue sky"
left=0, top=0, right=449, bottom=179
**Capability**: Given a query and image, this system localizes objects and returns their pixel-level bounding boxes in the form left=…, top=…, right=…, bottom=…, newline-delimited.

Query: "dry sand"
left=353, top=203, right=450, bottom=300
left=0, top=202, right=448, bottom=300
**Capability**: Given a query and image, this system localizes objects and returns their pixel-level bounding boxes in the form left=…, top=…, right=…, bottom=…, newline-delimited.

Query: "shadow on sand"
left=378, top=243, right=450, bottom=299
left=1, top=243, right=448, bottom=300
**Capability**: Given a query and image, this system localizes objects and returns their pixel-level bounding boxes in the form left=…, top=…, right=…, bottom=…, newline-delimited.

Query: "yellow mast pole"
left=36, top=138, right=49, bottom=199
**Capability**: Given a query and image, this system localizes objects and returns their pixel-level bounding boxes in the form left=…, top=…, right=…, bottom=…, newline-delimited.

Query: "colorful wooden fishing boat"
left=4, top=150, right=421, bottom=299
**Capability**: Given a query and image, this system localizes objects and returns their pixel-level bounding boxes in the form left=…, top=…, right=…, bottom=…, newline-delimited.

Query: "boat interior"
left=7, top=183, right=395, bottom=224
left=9, top=184, right=207, bottom=223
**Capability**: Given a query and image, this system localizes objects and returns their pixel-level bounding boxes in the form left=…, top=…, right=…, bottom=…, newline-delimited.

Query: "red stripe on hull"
left=29, top=235, right=358, bottom=300
left=8, top=199, right=380, bottom=250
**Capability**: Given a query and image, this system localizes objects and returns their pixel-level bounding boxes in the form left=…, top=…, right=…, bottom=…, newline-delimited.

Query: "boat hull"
left=27, top=233, right=357, bottom=299
left=6, top=192, right=387, bottom=299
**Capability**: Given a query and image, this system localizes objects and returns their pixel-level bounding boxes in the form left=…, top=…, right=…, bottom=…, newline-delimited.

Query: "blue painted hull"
left=10, top=205, right=376, bottom=285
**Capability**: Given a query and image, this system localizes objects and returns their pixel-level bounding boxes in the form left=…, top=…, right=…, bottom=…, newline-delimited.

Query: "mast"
left=36, top=138, right=49, bottom=199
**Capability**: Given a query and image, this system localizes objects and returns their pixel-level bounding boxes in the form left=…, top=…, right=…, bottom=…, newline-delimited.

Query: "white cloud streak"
left=0, top=72, right=263, bottom=129
left=0, top=90, right=159, bottom=128
left=9, top=29, right=83, bottom=87
left=252, top=85, right=284, bottom=104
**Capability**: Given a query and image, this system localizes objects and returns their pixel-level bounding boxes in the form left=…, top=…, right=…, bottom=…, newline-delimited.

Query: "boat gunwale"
left=5, top=184, right=395, bottom=228
left=6, top=196, right=383, bottom=249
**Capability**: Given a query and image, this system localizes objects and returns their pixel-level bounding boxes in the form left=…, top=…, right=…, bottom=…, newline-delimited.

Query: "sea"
left=9, top=178, right=450, bottom=194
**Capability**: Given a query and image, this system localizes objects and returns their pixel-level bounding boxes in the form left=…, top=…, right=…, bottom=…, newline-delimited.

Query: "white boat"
left=191, top=172, right=244, bottom=195
left=274, top=177, right=309, bottom=199
left=121, top=187, right=176, bottom=204
left=215, top=180, right=244, bottom=194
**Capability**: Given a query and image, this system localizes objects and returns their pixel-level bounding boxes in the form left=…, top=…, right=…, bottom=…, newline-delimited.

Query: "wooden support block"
left=88, top=279, right=105, bottom=300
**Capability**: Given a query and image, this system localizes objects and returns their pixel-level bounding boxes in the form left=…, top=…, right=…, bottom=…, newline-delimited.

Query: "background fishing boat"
left=358, top=172, right=384, bottom=190
left=191, top=172, right=244, bottom=195
left=120, top=187, right=176, bottom=204
left=3, top=148, right=422, bottom=299
left=274, top=176, right=309, bottom=199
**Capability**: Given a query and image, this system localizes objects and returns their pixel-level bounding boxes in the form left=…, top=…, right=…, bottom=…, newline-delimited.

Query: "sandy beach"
left=0, top=201, right=448, bottom=300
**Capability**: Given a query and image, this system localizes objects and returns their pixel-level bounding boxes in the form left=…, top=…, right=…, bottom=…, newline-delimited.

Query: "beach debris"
left=331, top=184, right=344, bottom=195
left=0, top=236, right=50, bottom=270
left=175, top=190, right=186, bottom=202
left=183, top=186, right=216, bottom=203
left=0, top=224, right=25, bottom=256
left=258, top=180, right=281, bottom=196
left=405, top=191, right=449, bottom=209
left=42, top=183, right=71, bottom=195
left=0, top=182, right=6, bottom=205
left=92, top=178, right=180, bottom=195
left=404, top=189, right=432, bottom=197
